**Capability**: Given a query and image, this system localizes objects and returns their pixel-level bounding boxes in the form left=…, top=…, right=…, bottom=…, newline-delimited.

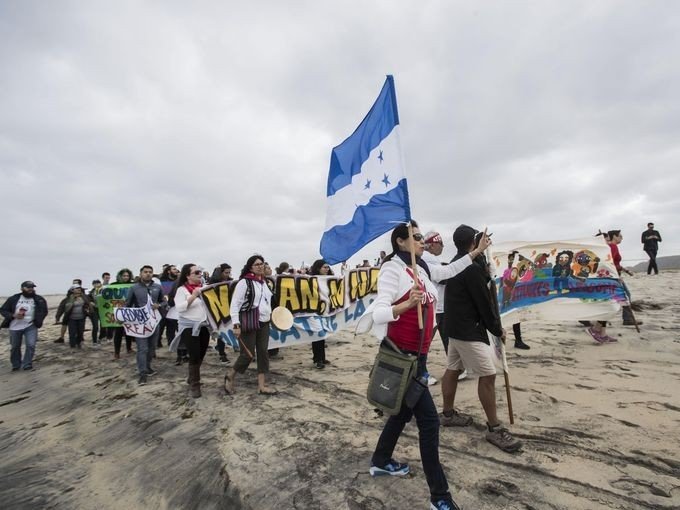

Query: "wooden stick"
left=407, top=222, right=424, bottom=329
left=504, top=370, right=515, bottom=425
left=483, top=233, right=515, bottom=424
left=627, top=305, right=641, bottom=334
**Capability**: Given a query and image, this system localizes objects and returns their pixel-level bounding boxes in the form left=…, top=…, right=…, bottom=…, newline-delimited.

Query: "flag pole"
left=407, top=222, right=424, bottom=329
left=483, top=232, right=514, bottom=425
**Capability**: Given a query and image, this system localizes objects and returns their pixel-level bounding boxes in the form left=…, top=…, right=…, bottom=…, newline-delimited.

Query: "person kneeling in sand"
left=439, top=225, right=522, bottom=453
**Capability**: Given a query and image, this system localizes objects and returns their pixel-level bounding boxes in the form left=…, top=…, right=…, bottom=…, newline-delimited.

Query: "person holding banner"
left=111, top=268, right=135, bottom=360
left=439, top=225, right=522, bottom=454
left=588, top=229, right=639, bottom=342
left=209, top=263, right=233, bottom=363
left=309, top=259, right=333, bottom=369
left=224, top=255, right=276, bottom=396
left=366, top=221, right=490, bottom=510
left=172, top=264, right=211, bottom=398
left=125, top=265, right=166, bottom=385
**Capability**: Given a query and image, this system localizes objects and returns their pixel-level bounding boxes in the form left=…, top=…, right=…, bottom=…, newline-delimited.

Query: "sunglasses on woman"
left=412, top=233, right=424, bottom=241
left=192, top=270, right=202, bottom=275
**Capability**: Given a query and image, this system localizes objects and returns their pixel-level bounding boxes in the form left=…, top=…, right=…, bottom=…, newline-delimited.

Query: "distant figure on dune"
left=641, top=222, right=662, bottom=275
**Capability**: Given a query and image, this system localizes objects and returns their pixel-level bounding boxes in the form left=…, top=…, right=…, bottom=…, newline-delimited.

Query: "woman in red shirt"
left=588, top=230, right=637, bottom=342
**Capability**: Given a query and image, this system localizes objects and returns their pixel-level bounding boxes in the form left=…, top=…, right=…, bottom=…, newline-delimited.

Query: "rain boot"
left=190, top=364, right=201, bottom=398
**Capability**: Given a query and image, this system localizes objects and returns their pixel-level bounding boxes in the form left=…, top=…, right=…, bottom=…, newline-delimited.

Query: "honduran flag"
left=320, top=76, right=411, bottom=265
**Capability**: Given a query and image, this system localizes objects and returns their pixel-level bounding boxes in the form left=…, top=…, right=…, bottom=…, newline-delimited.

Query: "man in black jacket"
left=641, top=222, right=662, bottom=275
left=1, top=281, right=48, bottom=371
left=438, top=225, right=522, bottom=453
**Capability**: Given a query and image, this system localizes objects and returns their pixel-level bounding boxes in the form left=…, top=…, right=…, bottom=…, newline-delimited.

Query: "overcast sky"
left=2, top=1, right=679, bottom=295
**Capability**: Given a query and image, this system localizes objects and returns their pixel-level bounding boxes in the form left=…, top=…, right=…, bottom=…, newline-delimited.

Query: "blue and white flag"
left=320, top=75, right=411, bottom=264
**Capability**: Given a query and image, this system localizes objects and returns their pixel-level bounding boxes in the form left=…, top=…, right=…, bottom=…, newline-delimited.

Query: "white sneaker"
left=458, top=370, right=468, bottom=381
left=427, top=375, right=438, bottom=386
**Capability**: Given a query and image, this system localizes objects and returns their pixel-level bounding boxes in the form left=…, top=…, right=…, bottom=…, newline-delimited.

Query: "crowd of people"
left=0, top=221, right=662, bottom=510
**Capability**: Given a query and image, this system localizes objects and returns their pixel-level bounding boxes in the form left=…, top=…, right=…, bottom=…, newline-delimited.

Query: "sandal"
left=258, top=388, right=278, bottom=396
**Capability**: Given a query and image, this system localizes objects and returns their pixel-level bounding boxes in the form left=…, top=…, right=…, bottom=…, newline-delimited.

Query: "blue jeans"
left=136, top=326, right=159, bottom=375
left=10, top=325, right=38, bottom=369
left=371, top=355, right=450, bottom=503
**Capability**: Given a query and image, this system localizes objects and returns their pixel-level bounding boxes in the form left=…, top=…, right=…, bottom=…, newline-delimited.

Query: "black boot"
left=513, top=323, right=530, bottom=350
left=189, top=364, right=201, bottom=398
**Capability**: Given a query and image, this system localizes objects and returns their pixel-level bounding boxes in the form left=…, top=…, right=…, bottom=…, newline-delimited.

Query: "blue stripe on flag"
left=320, top=179, right=410, bottom=264
left=326, top=76, right=400, bottom=197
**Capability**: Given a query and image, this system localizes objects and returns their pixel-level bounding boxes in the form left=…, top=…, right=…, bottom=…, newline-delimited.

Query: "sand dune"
left=1, top=271, right=679, bottom=509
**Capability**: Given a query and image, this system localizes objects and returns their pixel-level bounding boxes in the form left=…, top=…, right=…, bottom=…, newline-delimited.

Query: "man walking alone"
left=1, top=281, right=48, bottom=371
left=641, top=222, right=662, bottom=275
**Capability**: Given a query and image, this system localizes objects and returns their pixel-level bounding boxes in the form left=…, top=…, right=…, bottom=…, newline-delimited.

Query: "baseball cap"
left=424, top=231, right=443, bottom=244
left=452, top=225, right=478, bottom=248
left=21, top=281, right=36, bottom=288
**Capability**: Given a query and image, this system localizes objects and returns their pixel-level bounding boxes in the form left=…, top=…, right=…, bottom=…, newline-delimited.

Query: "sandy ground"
left=1, top=272, right=679, bottom=510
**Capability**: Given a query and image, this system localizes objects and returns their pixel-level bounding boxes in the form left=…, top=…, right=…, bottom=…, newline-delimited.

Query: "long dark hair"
left=310, top=259, right=333, bottom=276
left=210, top=263, right=232, bottom=284
left=595, top=229, right=620, bottom=242
left=382, top=220, right=418, bottom=265
left=240, top=254, right=264, bottom=278
left=168, top=263, right=196, bottom=302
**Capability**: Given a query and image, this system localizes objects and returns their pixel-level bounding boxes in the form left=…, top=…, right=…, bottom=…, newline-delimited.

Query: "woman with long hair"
left=588, top=229, right=638, bottom=343
left=362, top=220, right=490, bottom=510
left=309, top=259, right=333, bottom=369
left=112, top=268, right=134, bottom=360
left=170, top=263, right=211, bottom=398
left=208, top=263, right=233, bottom=363
left=224, top=254, right=276, bottom=395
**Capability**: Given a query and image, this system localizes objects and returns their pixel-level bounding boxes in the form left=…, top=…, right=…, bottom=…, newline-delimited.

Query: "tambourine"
left=270, top=306, right=294, bottom=331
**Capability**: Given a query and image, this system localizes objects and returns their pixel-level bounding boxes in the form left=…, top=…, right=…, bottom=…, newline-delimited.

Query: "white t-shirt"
left=10, top=296, right=36, bottom=330
left=421, top=251, right=446, bottom=314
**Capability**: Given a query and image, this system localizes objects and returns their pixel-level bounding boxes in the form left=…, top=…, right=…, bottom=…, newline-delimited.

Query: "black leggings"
left=182, top=326, right=210, bottom=365
left=113, top=328, right=133, bottom=355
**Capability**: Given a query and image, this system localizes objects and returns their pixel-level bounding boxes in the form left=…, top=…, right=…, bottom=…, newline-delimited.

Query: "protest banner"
left=490, top=238, right=628, bottom=323
left=199, top=268, right=379, bottom=350
left=96, top=284, right=133, bottom=328
left=114, top=299, right=161, bottom=338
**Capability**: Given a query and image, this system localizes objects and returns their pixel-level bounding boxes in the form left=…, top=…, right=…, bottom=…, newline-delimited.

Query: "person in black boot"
left=172, top=264, right=211, bottom=398
left=512, top=322, right=530, bottom=350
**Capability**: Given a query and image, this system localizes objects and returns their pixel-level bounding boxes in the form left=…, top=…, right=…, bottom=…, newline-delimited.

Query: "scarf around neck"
left=396, top=250, right=431, bottom=280
left=243, top=272, right=264, bottom=283
left=184, top=282, right=202, bottom=295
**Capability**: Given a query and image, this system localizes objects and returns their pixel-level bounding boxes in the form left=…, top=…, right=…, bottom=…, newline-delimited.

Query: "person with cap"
left=1, top=281, right=48, bottom=371
left=641, top=222, right=662, bottom=275
left=63, top=285, right=91, bottom=349
left=422, top=230, right=470, bottom=383
left=439, top=225, right=522, bottom=453
left=52, top=279, right=80, bottom=344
